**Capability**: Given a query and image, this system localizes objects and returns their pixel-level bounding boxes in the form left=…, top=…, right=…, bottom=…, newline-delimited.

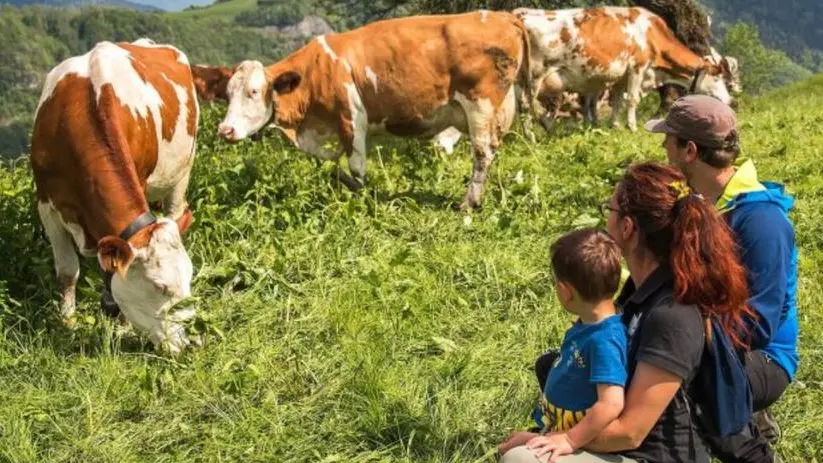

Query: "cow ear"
left=175, top=208, right=194, bottom=236
left=98, top=236, right=135, bottom=279
left=720, top=56, right=738, bottom=75
left=273, top=71, right=301, bottom=95
left=705, top=63, right=723, bottom=76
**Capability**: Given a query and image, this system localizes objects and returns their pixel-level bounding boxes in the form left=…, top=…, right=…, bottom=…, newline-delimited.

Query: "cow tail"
left=513, top=16, right=535, bottom=120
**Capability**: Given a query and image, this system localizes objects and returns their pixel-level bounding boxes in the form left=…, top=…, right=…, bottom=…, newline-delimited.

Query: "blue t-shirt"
left=533, top=315, right=628, bottom=432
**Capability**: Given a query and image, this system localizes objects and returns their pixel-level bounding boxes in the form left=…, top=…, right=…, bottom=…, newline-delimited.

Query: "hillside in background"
left=3, top=0, right=214, bottom=11
left=703, top=0, right=823, bottom=71
left=2, top=0, right=160, bottom=11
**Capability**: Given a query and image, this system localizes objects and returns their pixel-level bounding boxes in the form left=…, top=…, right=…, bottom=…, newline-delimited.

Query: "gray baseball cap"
left=645, top=95, right=737, bottom=149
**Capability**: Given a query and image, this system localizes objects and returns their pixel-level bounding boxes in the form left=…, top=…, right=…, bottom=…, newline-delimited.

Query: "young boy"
left=499, top=228, right=628, bottom=462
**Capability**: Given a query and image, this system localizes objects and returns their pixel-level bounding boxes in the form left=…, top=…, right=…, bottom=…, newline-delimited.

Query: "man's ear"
left=272, top=71, right=301, bottom=95
left=684, top=140, right=700, bottom=163
left=98, top=236, right=135, bottom=279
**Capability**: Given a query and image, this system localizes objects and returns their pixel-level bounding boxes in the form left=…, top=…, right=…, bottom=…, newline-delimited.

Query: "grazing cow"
left=31, top=39, right=200, bottom=354
left=515, top=7, right=734, bottom=132
left=655, top=48, right=741, bottom=114
left=213, top=11, right=532, bottom=210
left=192, top=64, right=233, bottom=102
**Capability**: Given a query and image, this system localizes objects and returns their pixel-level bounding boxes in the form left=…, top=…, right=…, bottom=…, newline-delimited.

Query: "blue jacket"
left=717, top=160, right=799, bottom=380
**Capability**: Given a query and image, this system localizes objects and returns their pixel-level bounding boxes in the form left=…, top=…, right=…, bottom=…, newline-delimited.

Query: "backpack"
left=690, top=317, right=754, bottom=437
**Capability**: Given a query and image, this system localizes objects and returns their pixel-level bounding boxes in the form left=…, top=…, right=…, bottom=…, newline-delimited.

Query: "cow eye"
left=249, top=88, right=259, bottom=97
left=153, top=282, right=172, bottom=297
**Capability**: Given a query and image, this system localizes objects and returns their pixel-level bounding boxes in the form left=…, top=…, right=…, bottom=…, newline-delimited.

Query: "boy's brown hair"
left=550, top=228, right=622, bottom=302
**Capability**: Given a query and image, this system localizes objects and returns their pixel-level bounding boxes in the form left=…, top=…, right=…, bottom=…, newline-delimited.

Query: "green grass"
left=171, top=0, right=257, bottom=20
left=1, top=76, right=822, bottom=462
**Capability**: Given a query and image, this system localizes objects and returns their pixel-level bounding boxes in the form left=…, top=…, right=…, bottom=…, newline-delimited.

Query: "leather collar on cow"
left=119, top=211, right=158, bottom=241
left=689, top=69, right=705, bottom=94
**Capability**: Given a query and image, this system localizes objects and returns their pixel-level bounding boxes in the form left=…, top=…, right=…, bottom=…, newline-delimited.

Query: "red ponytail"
left=616, top=162, right=755, bottom=349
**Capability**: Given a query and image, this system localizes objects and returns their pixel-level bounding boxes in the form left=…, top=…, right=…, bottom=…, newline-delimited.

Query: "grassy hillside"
left=1, top=73, right=822, bottom=461
left=172, top=0, right=256, bottom=20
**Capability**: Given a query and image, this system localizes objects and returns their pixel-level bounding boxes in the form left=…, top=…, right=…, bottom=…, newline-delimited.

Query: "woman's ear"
left=620, top=216, right=636, bottom=250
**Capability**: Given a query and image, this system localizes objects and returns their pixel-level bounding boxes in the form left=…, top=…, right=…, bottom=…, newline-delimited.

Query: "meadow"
left=0, top=76, right=821, bottom=462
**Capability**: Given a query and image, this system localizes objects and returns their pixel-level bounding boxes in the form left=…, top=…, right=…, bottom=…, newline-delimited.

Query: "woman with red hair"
left=500, top=162, right=754, bottom=463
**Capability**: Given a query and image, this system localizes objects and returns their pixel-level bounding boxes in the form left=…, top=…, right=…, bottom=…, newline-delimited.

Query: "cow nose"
left=218, top=124, right=234, bottom=139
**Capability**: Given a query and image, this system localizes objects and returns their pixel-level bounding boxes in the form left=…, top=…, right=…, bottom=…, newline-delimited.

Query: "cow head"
left=98, top=214, right=195, bottom=355
left=720, top=57, right=741, bottom=94
left=191, top=64, right=233, bottom=102
left=692, top=63, right=733, bottom=106
left=218, top=60, right=301, bottom=142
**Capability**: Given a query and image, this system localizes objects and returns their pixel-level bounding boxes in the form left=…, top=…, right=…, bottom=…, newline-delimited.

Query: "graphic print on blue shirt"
left=533, top=315, right=628, bottom=432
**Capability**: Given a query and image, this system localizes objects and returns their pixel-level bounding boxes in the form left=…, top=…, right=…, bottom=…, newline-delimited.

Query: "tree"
left=721, top=22, right=811, bottom=94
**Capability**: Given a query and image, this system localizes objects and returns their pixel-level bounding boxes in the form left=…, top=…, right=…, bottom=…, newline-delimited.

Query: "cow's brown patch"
left=560, top=27, right=572, bottom=44
left=577, top=9, right=627, bottom=70
left=645, top=16, right=705, bottom=75
left=191, top=65, right=232, bottom=101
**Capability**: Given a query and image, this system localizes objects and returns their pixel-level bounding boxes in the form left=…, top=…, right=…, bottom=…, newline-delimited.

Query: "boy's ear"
left=557, top=281, right=575, bottom=305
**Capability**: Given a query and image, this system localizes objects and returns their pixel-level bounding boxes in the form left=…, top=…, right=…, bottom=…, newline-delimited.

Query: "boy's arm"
left=565, top=384, right=624, bottom=449
left=527, top=384, right=624, bottom=460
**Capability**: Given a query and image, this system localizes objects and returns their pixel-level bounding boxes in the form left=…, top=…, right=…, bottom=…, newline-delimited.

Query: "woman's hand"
left=527, top=433, right=575, bottom=462
left=498, top=431, right=540, bottom=456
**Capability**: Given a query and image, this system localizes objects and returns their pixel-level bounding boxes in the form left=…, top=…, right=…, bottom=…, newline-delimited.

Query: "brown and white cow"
left=515, top=7, right=734, bottom=132
left=213, top=11, right=532, bottom=210
left=192, top=64, right=233, bottom=102
left=31, top=38, right=200, bottom=354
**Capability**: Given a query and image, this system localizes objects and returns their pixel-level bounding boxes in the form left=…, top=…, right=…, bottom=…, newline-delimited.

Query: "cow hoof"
left=458, top=199, right=481, bottom=212
left=101, top=290, right=121, bottom=318
left=61, top=315, right=78, bottom=329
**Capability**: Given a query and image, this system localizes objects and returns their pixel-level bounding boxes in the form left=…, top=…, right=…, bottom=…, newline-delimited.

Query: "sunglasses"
left=599, top=202, right=620, bottom=217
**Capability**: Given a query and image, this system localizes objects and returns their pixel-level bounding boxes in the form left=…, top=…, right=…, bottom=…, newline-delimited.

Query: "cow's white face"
left=722, top=57, right=742, bottom=94
left=695, top=71, right=732, bottom=106
left=104, top=219, right=195, bottom=354
left=218, top=60, right=272, bottom=142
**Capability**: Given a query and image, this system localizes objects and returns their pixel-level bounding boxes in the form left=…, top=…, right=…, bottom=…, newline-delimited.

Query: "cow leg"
left=584, top=93, right=600, bottom=125
left=520, top=74, right=547, bottom=142
left=626, top=71, right=644, bottom=132
left=535, top=92, right=560, bottom=132
left=38, top=202, right=80, bottom=326
left=608, top=86, right=625, bottom=129
left=162, top=170, right=192, bottom=221
left=455, top=93, right=497, bottom=210
left=298, top=129, right=360, bottom=191
left=339, top=83, right=369, bottom=190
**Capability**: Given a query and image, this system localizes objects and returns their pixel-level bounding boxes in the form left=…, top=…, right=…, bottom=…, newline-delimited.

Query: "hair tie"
left=668, top=181, right=691, bottom=201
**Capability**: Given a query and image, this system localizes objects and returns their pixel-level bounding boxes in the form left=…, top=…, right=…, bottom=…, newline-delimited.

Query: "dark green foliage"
left=703, top=0, right=823, bottom=68
left=722, top=22, right=812, bottom=94
left=236, top=1, right=313, bottom=28
left=629, top=0, right=711, bottom=55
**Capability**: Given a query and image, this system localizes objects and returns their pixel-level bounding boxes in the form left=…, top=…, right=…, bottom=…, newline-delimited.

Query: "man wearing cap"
left=646, top=95, right=799, bottom=463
